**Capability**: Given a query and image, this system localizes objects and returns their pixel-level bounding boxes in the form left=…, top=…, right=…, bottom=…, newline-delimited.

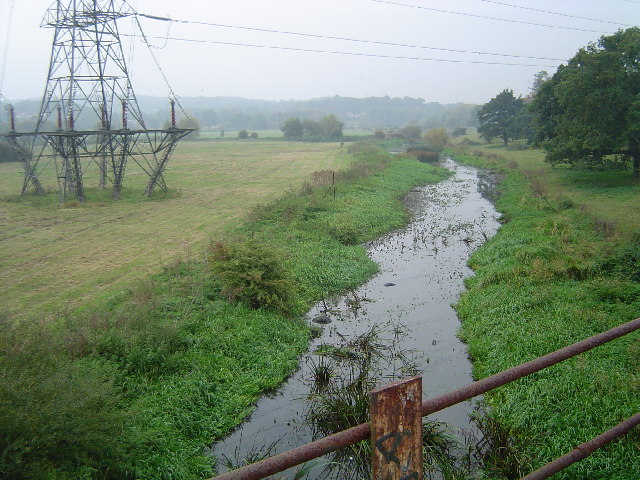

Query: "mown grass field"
left=0, top=140, right=352, bottom=316
left=451, top=144, right=640, bottom=479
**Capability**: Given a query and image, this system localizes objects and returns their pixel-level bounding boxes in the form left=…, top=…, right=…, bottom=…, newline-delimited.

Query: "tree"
left=529, top=70, right=550, bottom=98
left=530, top=27, right=640, bottom=178
left=281, top=117, right=303, bottom=139
left=237, top=130, right=249, bottom=139
left=302, top=118, right=324, bottom=138
left=174, top=116, right=201, bottom=140
left=400, top=125, right=422, bottom=140
left=477, top=89, right=526, bottom=146
left=423, top=127, right=448, bottom=151
left=322, top=114, right=344, bottom=139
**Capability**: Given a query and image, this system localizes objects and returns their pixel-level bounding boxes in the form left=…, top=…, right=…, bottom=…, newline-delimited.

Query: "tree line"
left=280, top=114, right=344, bottom=140
left=1, top=96, right=479, bottom=133
left=476, top=27, right=640, bottom=178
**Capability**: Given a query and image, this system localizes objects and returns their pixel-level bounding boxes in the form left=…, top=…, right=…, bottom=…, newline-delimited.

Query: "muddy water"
left=212, top=159, right=501, bottom=478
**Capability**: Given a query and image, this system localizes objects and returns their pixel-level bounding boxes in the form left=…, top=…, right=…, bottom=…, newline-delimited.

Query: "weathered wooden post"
left=370, top=376, right=423, bottom=480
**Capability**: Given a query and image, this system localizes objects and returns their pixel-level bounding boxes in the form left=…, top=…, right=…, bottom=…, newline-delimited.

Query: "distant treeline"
left=1, top=95, right=479, bottom=133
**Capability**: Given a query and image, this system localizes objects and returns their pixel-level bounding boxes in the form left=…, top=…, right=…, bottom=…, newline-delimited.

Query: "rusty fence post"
left=370, top=376, right=423, bottom=480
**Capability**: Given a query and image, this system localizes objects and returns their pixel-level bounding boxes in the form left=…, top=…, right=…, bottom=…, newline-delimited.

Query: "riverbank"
left=213, top=159, right=501, bottom=479
left=0, top=144, right=450, bottom=480
left=451, top=147, right=640, bottom=478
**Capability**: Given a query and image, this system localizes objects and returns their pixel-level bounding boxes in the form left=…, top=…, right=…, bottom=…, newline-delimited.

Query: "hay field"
left=0, top=140, right=351, bottom=316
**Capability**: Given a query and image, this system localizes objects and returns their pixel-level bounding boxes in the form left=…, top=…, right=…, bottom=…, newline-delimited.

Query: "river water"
left=212, top=159, right=501, bottom=478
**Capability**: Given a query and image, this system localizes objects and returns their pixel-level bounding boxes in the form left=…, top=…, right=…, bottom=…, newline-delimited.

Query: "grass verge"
left=0, top=143, right=449, bottom=479
left=450, top=146, right=640, bottom=479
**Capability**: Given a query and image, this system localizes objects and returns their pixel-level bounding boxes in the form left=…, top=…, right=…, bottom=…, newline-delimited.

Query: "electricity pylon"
left=4, top=0, right=192, bottom=202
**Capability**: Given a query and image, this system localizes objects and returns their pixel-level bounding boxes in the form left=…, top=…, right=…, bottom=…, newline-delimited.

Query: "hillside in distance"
left=1, top=95, right=479, bottom=132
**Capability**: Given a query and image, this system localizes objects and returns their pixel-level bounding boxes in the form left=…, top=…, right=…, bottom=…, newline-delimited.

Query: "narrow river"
left=212, top=159, right=501, bottom=478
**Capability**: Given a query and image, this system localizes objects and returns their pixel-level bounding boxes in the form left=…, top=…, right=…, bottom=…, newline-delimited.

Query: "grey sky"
left=0, top=0, right=638, bottom=105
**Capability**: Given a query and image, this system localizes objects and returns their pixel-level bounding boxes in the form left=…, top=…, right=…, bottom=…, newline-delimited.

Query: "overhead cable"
left=371, top=0, right=614, bottom=34
left=477, top=0, right=632, bottom=27
left=133, top=17, right=190, bottom=118
left=0, top=0, right=16, bottom=102
left=136, top=13, right=565, bottom=62
left=123, top=33, right=559, bottom=68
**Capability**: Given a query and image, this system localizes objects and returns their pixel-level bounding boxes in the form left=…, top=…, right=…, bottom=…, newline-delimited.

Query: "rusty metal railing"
left=521, top=412, right=640, bottom=480
left=211, top=317, right=640, bottom=480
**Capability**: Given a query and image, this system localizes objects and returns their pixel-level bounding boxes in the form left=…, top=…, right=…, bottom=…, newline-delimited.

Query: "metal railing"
left=211, top=317, right=640, bottom=480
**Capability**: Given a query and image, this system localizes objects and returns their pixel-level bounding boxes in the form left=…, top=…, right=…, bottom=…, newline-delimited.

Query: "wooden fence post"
left=370, top=376, right=423, bottom=480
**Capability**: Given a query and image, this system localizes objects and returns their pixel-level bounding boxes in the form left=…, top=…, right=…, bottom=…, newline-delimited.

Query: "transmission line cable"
left=136, top=13, right=565, bottom=62
left=0, top=0, right=16, bottom=102
left=133, top=17, right=190, bottom=119
left=477, top=0, right=632, bottom=26
left=123, top=33, right=559, bottom=68
left=371, top=0, right=614, bottom=34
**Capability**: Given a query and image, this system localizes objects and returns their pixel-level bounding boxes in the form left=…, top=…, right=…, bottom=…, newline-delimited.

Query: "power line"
left=136, top=13, right=565, bottom=62
left=0, top=0, right=16, bottom=102
left=134, top=17, right=190, bottom=118
left=371, top=0, right=614, bottom=34
left=124, top=33, right=559, bottom=68
left=478, top=0, right=632, bottom=27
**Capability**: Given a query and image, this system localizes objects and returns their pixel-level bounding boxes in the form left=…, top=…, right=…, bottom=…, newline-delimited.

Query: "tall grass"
left=451, top=147, right=640, bottom=479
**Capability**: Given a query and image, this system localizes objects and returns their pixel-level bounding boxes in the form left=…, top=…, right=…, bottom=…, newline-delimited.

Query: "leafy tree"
left=477, top=89, right=525, bottom=145
left=237, top=130, right=249, bottom=139
left=423, top=127, right=448, bottom=150
left=165, top=116, right=201, bottom=139
left=401, top=124, right=422, bottom=140
left=530, top=27, right=640, bottom=177
left=0, top=142, right=20, bottom=163
left=281, top=117, right=303, bottom=139
left=302, top=118, right=324, bottom=138
left=529, top=70, right=550, bottom=97
left=322, top=113, right=344, bottom=139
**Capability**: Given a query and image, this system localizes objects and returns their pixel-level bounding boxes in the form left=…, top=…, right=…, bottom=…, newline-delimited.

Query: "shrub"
left=237, top=130, right=249, bottom=139
left=408, top=150, right=440, bottom=163
left=208, top=239, right=296, bottom=314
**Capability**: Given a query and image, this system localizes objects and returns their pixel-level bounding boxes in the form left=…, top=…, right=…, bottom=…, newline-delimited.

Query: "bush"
left=208, top=239, right=296, bottom=314
left=0, top=141, right=21, bottom=163
left=237, top=130, right=249, bottom=139
left=408, top=150, right=440, bottom=163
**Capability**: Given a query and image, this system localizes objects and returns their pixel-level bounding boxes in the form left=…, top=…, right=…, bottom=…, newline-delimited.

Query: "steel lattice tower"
left=4, top=0, right=192, bottom=202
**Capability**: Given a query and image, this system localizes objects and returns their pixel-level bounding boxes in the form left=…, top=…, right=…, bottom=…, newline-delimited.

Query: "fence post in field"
left=370, top=376, right=423, bottom=480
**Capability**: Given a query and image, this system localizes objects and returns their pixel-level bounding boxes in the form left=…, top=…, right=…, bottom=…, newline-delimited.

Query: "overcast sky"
left=0, top=0, right=638, bottom=105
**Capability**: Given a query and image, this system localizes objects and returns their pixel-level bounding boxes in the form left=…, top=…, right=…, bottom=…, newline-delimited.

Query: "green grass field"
left=0, top=140, right=352, bottom=316
left=451, top=144, right=640, bottom=479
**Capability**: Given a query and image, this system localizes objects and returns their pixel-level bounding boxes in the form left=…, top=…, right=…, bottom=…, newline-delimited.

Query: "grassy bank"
left=451, top=146, right=640, bottom=478
left=0, top=144, right=449, bottom=479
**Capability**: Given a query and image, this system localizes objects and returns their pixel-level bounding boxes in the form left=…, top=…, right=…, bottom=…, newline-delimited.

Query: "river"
left=211, top=158, right=501, bottom=479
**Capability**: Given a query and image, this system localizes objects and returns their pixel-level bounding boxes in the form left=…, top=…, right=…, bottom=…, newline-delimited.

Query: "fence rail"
left=211, top=317, right=640, bottom=480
